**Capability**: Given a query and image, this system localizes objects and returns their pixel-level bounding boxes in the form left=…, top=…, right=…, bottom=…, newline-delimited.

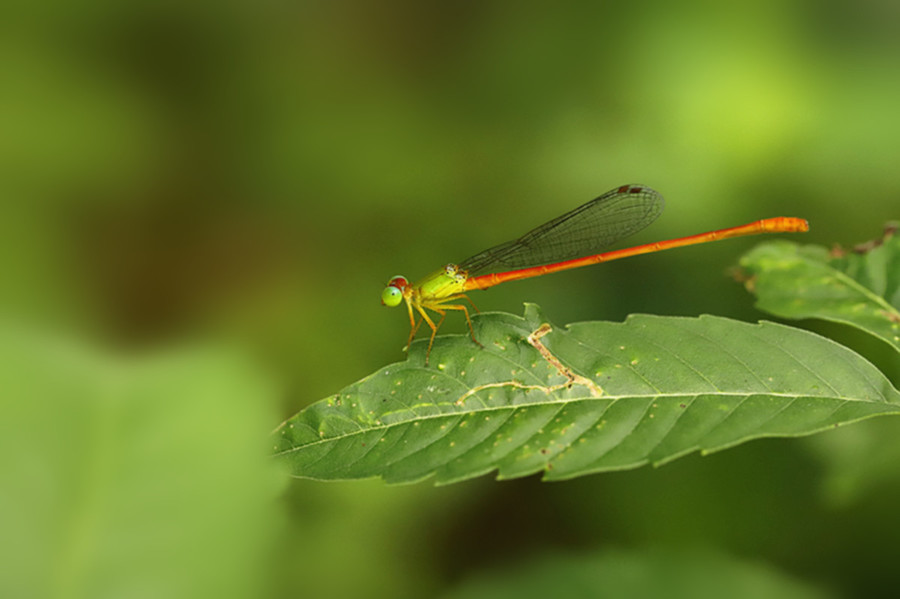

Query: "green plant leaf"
left=0, top=325, right=283, bottom=599
left=739, top=224, right=900, bottom=352
left=274, top=305, right=900, bottom=484
left=438, top=548, right=832, bottom=599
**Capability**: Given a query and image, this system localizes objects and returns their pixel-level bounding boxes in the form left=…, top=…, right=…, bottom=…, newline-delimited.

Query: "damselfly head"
left=381, top=276, right=409, bottom=307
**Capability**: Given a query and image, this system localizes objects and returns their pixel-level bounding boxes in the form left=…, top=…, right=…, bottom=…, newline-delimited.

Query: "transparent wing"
left=459, top=184, right=664, bottom=275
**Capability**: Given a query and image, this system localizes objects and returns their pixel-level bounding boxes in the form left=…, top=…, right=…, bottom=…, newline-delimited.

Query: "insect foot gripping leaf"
left=273, top=304, right=900, bottom=485
left=739, top=222, right=900, bottom=353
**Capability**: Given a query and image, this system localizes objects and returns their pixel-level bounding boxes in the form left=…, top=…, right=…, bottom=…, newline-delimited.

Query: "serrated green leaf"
left=739, top=226, right=900, bottom=352
left=274, top=305, right=900, bottom=484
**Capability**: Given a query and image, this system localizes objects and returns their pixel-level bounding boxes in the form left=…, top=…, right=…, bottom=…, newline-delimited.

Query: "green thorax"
left=413, top=264, right=468, bottom=301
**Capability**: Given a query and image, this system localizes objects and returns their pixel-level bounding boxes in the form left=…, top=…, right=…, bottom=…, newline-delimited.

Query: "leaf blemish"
left=526, top=324, right=603, bottom=397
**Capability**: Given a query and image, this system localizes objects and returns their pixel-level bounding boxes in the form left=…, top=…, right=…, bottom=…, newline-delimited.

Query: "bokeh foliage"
left=2, top=1, right=899, bottom=598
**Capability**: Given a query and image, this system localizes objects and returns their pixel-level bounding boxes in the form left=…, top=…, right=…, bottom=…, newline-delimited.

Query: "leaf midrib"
left=826, top=258, right=900, bottom=319
left=273, top=389, right=886, bottom=455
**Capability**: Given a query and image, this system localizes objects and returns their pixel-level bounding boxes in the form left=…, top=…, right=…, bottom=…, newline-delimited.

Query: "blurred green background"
left=2, top=1, right=899, bottom=598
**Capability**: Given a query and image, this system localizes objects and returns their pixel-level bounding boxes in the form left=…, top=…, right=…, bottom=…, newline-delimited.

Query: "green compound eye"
left=381, top=286, right=403, bottom=306
left=381, top=276, right=408, bottom=307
